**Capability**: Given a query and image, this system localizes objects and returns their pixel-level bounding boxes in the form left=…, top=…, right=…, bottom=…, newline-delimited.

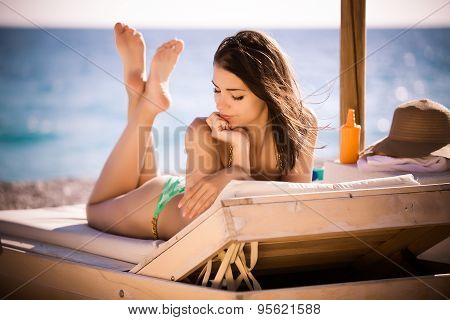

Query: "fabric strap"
left=154, top=176, right=186, bottom=220
left=195, top=241, right=261, bottom=291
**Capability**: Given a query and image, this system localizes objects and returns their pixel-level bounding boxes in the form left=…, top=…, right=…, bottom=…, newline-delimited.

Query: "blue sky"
left=0, top=0, right=449, bottom=28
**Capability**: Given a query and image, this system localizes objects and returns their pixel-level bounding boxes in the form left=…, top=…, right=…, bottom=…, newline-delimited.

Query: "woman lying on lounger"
left=86, top=23, right=318, bottom=240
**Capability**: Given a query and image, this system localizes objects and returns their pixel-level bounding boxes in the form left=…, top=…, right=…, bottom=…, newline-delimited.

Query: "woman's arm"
left=178, top=164, right=251, bottom=219
left=229, top=138, right=252, bottom=177
left=179, top=122, right=253, bottom=218
left=184, top=117, right=222, bottom=190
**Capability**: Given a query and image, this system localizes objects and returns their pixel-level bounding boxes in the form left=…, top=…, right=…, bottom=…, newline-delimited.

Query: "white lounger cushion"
left=222, top=174, right=419, bottom=198
left=0, top=175, right=419, bottom=264
left=0, top=204, right=165, bottom=264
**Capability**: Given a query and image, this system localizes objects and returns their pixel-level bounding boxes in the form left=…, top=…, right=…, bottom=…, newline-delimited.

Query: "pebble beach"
left=0, top=178, right=95, bottom=210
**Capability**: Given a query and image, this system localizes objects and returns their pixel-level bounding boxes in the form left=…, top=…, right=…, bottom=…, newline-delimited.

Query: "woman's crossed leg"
left=86, top=23, right=191, bottom=240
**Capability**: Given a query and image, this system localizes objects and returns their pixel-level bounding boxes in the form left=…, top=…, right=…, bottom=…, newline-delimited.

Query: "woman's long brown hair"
left=214, top=30, right=318, bottom=175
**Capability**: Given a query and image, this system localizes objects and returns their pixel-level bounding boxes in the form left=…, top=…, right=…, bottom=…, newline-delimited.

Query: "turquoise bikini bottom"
left=151, top=175, right=186, bottom=239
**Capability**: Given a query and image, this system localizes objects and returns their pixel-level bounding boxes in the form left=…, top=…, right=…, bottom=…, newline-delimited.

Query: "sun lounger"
left=1, top=174, right=449, bottom=299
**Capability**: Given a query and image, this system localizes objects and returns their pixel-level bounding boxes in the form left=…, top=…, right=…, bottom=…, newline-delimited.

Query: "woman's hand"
left=178, top=170, right=231, bottom=219
left=206, top=112, right=249, bottom=148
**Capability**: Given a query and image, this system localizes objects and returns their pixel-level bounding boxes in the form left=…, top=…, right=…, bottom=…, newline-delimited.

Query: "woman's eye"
left=213, top=88, right=220, bottom=93
left=232, top=96, right=244, bottom=101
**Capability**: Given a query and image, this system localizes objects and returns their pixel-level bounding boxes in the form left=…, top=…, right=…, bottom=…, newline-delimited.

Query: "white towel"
left=357, top=155, right=450, bottom=173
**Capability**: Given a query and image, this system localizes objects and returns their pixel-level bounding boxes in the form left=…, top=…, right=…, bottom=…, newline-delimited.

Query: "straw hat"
left=360, top=99, right=450, bottom=158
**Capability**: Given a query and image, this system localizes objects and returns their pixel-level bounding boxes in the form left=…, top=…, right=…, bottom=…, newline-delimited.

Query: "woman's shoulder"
left=186, top=117, right=228, bottom=167
left=187, top=117, right=227, bottom=145
left=188, top=117, right=208, bottom=129
left=186, top=117, right=213, bottom=139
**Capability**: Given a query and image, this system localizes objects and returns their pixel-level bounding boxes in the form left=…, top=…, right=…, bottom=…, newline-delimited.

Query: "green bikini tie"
left=152, top=176, right=186, bottom=239
left=154, top=176, right=186, bottom=220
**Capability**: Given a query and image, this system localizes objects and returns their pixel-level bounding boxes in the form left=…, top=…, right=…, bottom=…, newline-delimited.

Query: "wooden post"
left=340, top=0, right=366, bottom=150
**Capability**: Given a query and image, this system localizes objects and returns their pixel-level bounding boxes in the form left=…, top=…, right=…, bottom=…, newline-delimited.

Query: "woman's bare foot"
left=141, top=39, right=184, bottom=114
left=114, top=22, right=146, bottom=99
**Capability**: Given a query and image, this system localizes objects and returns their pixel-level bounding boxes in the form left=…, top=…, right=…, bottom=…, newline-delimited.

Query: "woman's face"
left=212, top=65, right=267, bottom=128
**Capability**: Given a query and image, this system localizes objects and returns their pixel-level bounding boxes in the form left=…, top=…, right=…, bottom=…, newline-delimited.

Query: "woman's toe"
left=166, top=39, right=181, bottom=48
left=157, top=43, right=169, bottom=51
left=114, top=22, right=124, bottom=33
left=173, top=40, right=184, bottom=53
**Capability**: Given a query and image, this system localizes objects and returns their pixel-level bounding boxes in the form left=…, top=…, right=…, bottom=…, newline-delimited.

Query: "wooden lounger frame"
left=1, top=183, right=449, bottom=299
left=132, top=183, right=450, bottom=293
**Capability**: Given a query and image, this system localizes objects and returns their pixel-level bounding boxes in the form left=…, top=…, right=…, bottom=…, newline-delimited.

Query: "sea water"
left=0, top=28, right=448, bottom=181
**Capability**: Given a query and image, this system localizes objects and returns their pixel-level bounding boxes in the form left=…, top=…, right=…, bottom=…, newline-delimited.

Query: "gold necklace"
left=227, top=144, right=233, bottom=168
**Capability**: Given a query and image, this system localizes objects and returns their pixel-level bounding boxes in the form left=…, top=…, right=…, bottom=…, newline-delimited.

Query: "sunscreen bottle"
left=340, top=109, right=361, bottom=164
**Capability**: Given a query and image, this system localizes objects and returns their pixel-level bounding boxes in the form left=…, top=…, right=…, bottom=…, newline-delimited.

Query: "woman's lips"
left=219, top=114, right=234, bottom=120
